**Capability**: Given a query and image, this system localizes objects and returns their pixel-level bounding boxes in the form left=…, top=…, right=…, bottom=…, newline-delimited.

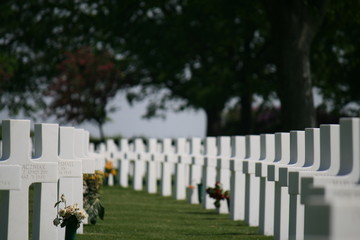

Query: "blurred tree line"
left=0, top=0, right=359, bottom=137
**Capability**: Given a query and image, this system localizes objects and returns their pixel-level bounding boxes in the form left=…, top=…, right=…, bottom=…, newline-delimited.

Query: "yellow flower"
left=105, top=161, right=113, bottom=170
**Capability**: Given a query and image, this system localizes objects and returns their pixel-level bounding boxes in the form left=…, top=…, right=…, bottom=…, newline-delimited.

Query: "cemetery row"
left=101, top=118, right=360, bottom=240
left=1, top=118, right=359, bottom=240
left=0, top=119, right=104, bottom=240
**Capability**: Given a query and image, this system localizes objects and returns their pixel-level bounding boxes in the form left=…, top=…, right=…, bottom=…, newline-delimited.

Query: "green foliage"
left=83, top=171, right=105, bottom=225
left=46, top=47, right=127, bottom=138
left=206, top=181, right=230, bottom=208
left=107, top=0, right=273, bottom=134
left=312, top=0, right=360, bottom=116
left=1, top=0, right=360, bottom=134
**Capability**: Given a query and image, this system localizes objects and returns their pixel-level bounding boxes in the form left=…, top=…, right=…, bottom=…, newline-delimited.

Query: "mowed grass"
left=78, top=186, right=273, bottom=240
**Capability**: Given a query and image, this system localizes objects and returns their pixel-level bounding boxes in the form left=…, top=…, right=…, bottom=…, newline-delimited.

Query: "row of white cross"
left=102, top=118, right=360, bottom=240
left=0, top=119, right=101, bottom=240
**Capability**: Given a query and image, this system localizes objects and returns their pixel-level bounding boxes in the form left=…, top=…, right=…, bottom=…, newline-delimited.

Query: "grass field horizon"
left=77, top=186, right=273, bottom=240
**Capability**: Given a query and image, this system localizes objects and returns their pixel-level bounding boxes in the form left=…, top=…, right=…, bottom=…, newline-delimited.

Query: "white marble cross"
left=160, top=139, right=174, bottom=197
left=106, top=139, right=120, bottom=168
left=255, top=134, right=276, bottom=235
left=32, top=123, right=83, bottom=240
left=202, top=137, right=218, bottom=209
left=215, top=136, right=232, bottom=214
left=267, top=133, right=291, bottom=240
left=293, top=125, right=339, bottom=240
left=174, top=138, right=188, bottom=200
left=287, top=128, right=320, bottom=240
left=229, top=136, right=246, bottom=220
left=304, top=185, right=360, bottom=240
left=73, top=129, right=94, bottom=234
left=118, top=139, right=130, bottom=187
left=57, top=126, right=83, bottom=240
left=94, top=142, right=107, bottom=172
left=75, top=129, right=95, bottom=174
left=241, top=135, right=261, bottom=226
left=0, top=119, right=58, bottom=240
left=187, top=138, right=203, bottom=204
left=146, top=138, right=158, bottom=194
left=132, top=139, right=146, bottom=191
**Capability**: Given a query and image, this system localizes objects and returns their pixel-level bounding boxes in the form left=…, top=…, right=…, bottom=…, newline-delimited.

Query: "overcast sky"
left=78, top=92, right=207, bottom=139
left=0, top=92, right=207, bottom=139
left=1, top=89, right=326, bottom=139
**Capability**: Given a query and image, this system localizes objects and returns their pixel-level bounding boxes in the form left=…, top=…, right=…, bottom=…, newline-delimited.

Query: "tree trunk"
left=98, top=122, right=105, bottom=141
left=239, top=33, right=254, bottom=135
left=239, top=85, right=252, bottom=135
left=205, top=108, right=223, bottom=136
left=264, top=0, right=328, bottom=131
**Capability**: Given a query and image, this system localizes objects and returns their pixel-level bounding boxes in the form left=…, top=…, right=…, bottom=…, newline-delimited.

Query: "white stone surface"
left=215, top=136, right=231, bottom=214
left=202, top=137, right=218, bottom=209
left=0, top=120, right=58, bottom=240
left=229, top=136, right=246, bottom=220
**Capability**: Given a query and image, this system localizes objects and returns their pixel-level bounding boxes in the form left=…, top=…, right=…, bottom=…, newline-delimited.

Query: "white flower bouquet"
left=53, top=194, right=87, bottom=229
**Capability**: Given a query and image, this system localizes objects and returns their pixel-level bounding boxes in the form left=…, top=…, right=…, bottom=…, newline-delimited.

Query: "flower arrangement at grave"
left=104, top=160, right=117, bottom=185
left=53, top=194, right=87, bottom=240
left=83, top=170, right=105, bottom=224
left=206, top=181, right=230, bottom=208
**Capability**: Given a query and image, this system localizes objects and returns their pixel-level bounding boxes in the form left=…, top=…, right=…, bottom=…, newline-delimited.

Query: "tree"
left=2, top=0, right=360, bottom=136
left=312, top=1, right=360, bottom=117
left=104, top=0, right=273, bottom=135
left=46, top=47, right=127, bottom=139
left=0, top=0, right=125, bottom=118
left=263, top=0, right=329, bottom=131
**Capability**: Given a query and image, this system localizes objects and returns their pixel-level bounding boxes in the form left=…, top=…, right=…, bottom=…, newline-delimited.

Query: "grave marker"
left=146, top=138, right=158, bottom=194
left=118, top=139, right=130, bottom=187
left=58, top=126, right=83, bottom=240
left=255, top=134, right=275, bottom=235
left=216, top=136, right=231, bottom=214
left=0, top=119, right=58, bottom=240
left=133, top=139, right=146, bottom=191
left=187, top=138, right=202, bottom=204
left=229, top=136, right=246, bottom=220
left=32, top=123, right=82, bottom=240
left=202, top=137, right=218, bottom=209
left=174, top=138, right=188, bottom=200
left=242, top=135, right=261, bottom=226
left=160, top=139, right=174, bottom=196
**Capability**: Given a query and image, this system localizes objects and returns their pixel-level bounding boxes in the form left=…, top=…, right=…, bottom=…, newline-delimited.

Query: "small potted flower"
left=206, top=181, right=230, bottom=209
left=53, top=194, right=87, bottom=240
left=186, top=183, right=197, bottom=204
left=83, top=170, right=105, bottom=224
left=104, top=160, right=117, bottom=185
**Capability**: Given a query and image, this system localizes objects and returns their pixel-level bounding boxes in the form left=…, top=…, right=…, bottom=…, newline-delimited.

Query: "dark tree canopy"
left=103, top=0, right=273, bottom=135
left=1, top=0, right=360, bottom=136
left=47, top=47, right=128, bottom=139
left=312, top=1, right=360, bottom=116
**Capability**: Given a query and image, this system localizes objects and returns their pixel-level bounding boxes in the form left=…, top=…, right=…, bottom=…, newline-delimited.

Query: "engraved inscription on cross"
left=58, top=126, right=84, bottom=240
left=0, top=119, right=58, bottom=240
left=32, top=123, right=83, bottom=240
left=0, top=142, right=21, bottom=190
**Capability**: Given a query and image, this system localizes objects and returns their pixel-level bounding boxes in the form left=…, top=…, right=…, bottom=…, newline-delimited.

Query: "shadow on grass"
left=183, top=211, right=219, bottom=215
left=184, top=232, right=257, bottom=236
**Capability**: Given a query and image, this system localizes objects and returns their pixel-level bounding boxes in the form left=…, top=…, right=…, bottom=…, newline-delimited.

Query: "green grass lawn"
left=78, top=186, right=273, bottom=240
